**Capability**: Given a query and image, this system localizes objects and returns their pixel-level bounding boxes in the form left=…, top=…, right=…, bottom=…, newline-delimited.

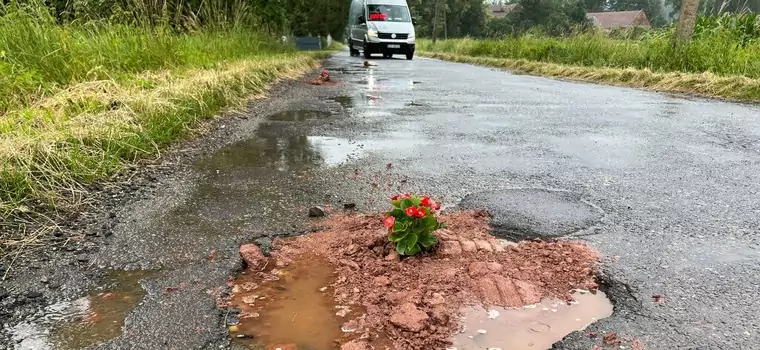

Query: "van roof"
left=365, top=0, right=408, bottom=6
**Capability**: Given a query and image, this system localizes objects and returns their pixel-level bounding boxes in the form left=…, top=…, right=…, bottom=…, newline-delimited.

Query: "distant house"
left=586, top=10, right=651, bottom=29
left=489, top=3, right=518, bottom=19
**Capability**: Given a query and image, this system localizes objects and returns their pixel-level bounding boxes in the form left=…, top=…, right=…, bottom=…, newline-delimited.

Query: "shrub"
left=383, top=194, right=446, bottom=256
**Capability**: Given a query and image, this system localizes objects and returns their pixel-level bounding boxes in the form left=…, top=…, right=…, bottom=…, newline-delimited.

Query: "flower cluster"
left=383, top=193, right=446, bottom=256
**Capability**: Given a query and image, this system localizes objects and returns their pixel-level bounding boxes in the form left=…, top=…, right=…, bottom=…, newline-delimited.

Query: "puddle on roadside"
left=452, top=291, right=613, bottom=350
left=7, top=270, right=156, bottom=350
left=229, top=254, right=348, bottom=349
left=51, top=270, right=157, bottom=349
left=267, top=110, right=332, bottom=122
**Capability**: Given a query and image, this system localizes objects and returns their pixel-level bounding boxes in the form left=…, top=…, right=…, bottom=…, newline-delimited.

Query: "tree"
left=677, top=0, right=699, bottom=40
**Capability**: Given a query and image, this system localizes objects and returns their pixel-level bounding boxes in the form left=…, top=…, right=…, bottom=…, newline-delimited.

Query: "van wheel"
left=363, top=41, right=372, bottom=59
left=406, top=52, right=414, bottom=60
left=383, top=53, right=392, bottom=59
left=349, top=45, right=360, bottom=57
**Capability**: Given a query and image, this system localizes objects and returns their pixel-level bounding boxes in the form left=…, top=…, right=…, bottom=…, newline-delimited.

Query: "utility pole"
left=676, top=0, right=699, bottom=41
left=432, top=0, right=440, bottom=43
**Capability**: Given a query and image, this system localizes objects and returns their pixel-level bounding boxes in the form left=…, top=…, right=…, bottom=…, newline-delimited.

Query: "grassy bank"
left=0, top=6, right=330, bottom=225
left=418, top=35, right=760, bottom=101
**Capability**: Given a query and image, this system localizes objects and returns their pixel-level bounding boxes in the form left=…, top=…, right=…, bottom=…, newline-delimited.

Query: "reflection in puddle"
left=453, top=291, right=613, bottom=350
left=267, top=110, right=332, bottom=122
left=7, top=270, right=155, bottom=350
left=230, top=254, right=346, bottom=349
left=51, top=270, right=155, bottom=349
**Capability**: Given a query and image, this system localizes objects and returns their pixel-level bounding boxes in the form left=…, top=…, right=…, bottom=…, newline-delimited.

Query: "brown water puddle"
left=47, top=269, right=156, bottom=349
left=452, top=291, right=613, bottom=350
left=229, top=254, right=349, bottom=349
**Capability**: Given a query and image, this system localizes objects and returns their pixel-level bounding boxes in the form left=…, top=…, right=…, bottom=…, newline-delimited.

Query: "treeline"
left=407, top=0, right=760, bottom=39
left=1, top=0, right=349, bottom=38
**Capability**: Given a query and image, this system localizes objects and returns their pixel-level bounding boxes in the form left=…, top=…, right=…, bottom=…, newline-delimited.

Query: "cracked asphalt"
left=4, top=50, right=760, bottom=350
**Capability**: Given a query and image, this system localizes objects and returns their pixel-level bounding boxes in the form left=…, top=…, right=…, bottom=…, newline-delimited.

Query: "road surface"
left=4, top=51, right=760, bottom=349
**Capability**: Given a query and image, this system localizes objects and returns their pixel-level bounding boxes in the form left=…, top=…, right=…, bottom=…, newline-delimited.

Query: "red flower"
left=401, top=193, right=411, bottom=199
left=431, top=201, right=441, bottom=211
left=415, top=207, right=426, bottom=218
left=383, top=216, right=395, bottom=229
left=391, top=195, right=399, bottom=200
left=420, top=196, right=432, bottom=207
left=405, top=207, right=417, bottom=217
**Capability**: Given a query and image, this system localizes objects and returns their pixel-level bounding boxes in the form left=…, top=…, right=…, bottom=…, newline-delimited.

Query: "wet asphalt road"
left=6, top=50, right=760, bottom=349
left=317, top=52, right=760, bottom=349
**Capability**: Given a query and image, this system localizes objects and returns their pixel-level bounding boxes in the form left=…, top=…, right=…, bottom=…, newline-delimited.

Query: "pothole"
left=267, top=110, right=332, bottom=122
left=458, top=188, right=604, bottom=240
left=7, top=270, right=156, bottom=350
left=228, top=253, right=360, bottom=349
left=226, top=211, right=610, bottom=349
left=453, top=291, right=612, bottom=349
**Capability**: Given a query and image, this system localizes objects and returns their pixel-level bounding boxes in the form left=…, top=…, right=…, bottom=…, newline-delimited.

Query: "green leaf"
left=389, top=231, right=408, bottom=242
left=392, top=199, right=403, bottom=208
left=411, top=197, right=421, bottom=206
left=395, top=239, right=408, bottom=255
left=419, top=233, right=438, bottom=248
left=420, top=216, right=437, bottom=231
left=437, top=222, right=448, bottom=229
left=405, top=232, right=419, bottom=249
left=401, top=198, right=414, bottom=209
left=390, top=208, right=405, bottom=218
left=405, top=243, right=421, bottom=255
left=392, top=220, right=409, bottom=233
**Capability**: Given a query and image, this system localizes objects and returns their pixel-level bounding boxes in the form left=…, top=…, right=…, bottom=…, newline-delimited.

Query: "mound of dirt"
left=263, top=210, right=600, bottom=349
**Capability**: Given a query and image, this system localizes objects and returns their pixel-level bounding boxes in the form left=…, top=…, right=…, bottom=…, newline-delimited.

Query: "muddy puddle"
left=229, top=254, right=349, bottom=349
left=267, top=110, right=332, bottom=122
left=452, top=291, right=613, bottom=350
left=7, top=269, right=155, bottom=350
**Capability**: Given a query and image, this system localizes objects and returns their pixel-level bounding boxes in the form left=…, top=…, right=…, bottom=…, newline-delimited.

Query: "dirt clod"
left=239, top=244, right=266, bottom=269
left=390, top=303, right=430, bottom=332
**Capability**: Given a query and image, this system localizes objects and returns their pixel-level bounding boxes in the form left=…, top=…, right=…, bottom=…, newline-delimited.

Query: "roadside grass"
left=418, top=52, right=760, bottom=102
left=0, top=4, right=336, bottom=257
left=418, top=35, right=760, bottom=101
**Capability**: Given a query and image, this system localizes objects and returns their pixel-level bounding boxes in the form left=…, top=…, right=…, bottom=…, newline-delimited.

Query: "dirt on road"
left=229, top=210, right=600, bottom=349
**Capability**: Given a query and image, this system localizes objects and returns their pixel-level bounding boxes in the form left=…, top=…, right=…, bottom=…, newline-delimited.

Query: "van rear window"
left=367, top=5, right=411, bottom=22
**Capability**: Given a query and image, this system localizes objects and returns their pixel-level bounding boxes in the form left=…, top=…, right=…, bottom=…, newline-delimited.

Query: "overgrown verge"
left=418, top=51, right=760, bottom=103
left=0, top=5, right=335, bottom=253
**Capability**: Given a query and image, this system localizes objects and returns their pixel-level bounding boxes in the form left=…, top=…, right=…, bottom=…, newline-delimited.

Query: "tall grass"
left=419, top=22, right=760, bottom=78
left=0, top=3, right=327, bottom=225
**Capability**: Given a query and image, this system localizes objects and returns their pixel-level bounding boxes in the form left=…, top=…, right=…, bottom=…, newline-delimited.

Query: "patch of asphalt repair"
left=3, top=50, right=760, bottom=350
left=458, top=188, right=604, bottom=240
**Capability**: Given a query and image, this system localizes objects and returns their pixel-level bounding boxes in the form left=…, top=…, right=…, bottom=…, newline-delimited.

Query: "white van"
left=347, top=0, right=416, bottom=60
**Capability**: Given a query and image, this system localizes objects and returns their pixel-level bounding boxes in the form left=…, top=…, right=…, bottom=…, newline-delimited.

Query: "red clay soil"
left=241, top=210, right=600, bottom=349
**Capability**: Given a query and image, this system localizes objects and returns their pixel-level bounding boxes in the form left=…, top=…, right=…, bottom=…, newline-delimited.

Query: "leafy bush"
left=383, top=194, right=446, bottom=256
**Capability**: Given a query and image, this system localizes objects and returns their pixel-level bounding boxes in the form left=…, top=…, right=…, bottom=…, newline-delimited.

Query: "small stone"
left=460, top=240, right=477, bottom=252
left=26, top=291, right=42, bottom=299
left=385, top=251, right=400, bottom=261
left=474, top=240, right=493, bottom=252
left=319, top=287, right=328, bottom=292
left=77, top=256, right=90, bottom=263
left=487, top=309, right=500, bottom=319
left=235, top=334, right=253, bottom=339
left=308, top=207, right=326, bottom=217
left=0, top=287, right=8, bottom=300
left=427, top=293, right=445, bottom=306
left=40, top=276, right=49, bottom=284
left=239, top=244, right=266, bottom=269
left=373, top=276, right=391, bottom=287
left=226, top=315, right=240, bottom=326
left=390, top=303, right=429, bottom=332
left=477, top=329, right=487, bottom=334
left=343, top=203, right=357, bottom=210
